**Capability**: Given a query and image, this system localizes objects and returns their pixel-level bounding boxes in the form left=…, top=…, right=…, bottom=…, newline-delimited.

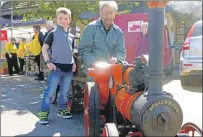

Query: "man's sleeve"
left=38, top=32, right=45, bottom=47
left=5, top=43, right=10, bottom=52
left=78, top=25, right=96, bottom=66
left=44, top=32, right=54, bottom=48
left=114, top=32, right=126, bottom=62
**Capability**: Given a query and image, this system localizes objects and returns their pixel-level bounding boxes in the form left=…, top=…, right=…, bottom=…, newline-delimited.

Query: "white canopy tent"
left=4, top=26, right=47, bottom=42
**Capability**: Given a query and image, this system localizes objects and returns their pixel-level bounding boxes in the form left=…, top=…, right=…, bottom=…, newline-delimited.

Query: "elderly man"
left=78, top=1, right=126, bottom=77
left=35, top=20, right=55, bottom=81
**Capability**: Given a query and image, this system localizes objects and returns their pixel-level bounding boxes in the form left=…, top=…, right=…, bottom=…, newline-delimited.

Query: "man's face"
left=141, top=24, right=148, bottom=35
left=100, top=5, right=116, bottom=26
left=11, top=40, right=16, bottom=44
left=56, top=13, right=71, bottom=28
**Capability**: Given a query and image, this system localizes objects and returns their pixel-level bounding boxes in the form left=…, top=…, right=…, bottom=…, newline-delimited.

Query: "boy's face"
left=56, top=13, right=71, bottom=28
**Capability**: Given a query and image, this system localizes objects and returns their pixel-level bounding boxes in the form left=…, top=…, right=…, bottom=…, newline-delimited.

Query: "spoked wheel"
left=51, top=85, right=60, bottom=104
left=67, top=83, right=84, bottom=113
left=84, top=82, right=100, bottom=136
left=180, top=122, right=202, bottom=137
left=102, top=123, right=119, bottom=137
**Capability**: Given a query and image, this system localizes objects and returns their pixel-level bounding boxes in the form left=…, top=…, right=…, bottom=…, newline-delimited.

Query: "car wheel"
left=180, top=75, right=190, bottom=86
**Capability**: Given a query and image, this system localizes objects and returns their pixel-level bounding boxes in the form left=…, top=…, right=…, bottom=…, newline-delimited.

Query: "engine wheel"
left=102, top=123, right=119, bottom=137
left=180, top=122, right=202, bottom=137
left=84, top=82, right=100, bottom=136
left=67, top=84, right=84, bottom=113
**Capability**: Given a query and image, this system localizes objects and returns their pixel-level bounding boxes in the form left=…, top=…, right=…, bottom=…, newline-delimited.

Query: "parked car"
left=180, top=20, right=202, bottom=86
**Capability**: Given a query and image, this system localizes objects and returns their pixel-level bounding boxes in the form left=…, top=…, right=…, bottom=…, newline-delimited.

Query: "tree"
left=15, top=1, right=139, bottom=27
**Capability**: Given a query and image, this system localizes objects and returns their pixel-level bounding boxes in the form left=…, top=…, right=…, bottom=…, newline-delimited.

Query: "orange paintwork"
left=87, top=63, right=111, bottom=105
left=111, top=64, right=123, bottom=85
left=123, top=67, right=133, bottom=85
left=146, top=1, right=168, bottom=8
left=115, top=88, right=143, bottom=122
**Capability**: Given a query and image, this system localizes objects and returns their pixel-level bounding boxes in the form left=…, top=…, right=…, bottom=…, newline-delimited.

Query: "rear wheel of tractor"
left=84, top=82, right=100, bottom=136
left=67, top=84, right=75, bottom=113
left=67, top=84, right=84, bottom=113
left=180, top=75, right=190, bottom=86
left=180, top=122, right=202, bottom=137
left=102, top=123, right=119, bottom=137
left=51, top=85, right=60, bottom=104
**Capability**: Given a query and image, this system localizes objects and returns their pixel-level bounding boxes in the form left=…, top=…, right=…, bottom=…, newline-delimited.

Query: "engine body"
left=88, top=57, right=183, bottom=136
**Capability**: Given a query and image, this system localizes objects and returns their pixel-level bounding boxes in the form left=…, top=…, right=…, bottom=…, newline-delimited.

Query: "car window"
left=192, top=22, right=202, bottom=37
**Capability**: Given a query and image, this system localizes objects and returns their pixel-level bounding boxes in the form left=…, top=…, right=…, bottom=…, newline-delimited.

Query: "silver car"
left=180, top=20, right=202, bottom=86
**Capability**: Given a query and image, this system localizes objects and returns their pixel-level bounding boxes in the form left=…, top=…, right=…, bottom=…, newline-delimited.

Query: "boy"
left=38, top=7, right=76, bottom=124
left=5, top=38, right=21, bottom=76
left=17, top=38, right=26, bottom=73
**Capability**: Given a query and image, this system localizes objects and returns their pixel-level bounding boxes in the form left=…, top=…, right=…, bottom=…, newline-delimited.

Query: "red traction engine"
left=84, top=57, right=202, bottom=137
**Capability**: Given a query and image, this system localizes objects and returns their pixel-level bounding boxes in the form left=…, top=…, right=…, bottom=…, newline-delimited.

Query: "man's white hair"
left=99, top=1, right=118, bottom=11
left=45, top=20, right=54, bottom=28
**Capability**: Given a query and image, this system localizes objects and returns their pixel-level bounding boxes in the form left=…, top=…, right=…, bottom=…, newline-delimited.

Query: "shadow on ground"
left=1, top=75, right=84, bottom=136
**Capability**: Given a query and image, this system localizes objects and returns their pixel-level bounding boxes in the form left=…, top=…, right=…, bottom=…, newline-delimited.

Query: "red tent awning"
left=0, top=30, right=8, bottom=41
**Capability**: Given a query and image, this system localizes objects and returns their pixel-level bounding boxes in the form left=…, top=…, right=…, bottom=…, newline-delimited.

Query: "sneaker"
left=38, top=111, right=49, bottom=124
left=57, top=109, right=72, bottom=119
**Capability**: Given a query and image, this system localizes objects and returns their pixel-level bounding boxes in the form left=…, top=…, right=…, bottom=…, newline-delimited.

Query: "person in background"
left=34, top=20, right=55, bottom=81
left=44, top=20, right=55, bottom=39
left=17, top=38, right=26, bottom=73
left=5, top=38, right=21, bottom=76
left=136, top=22, right=149, bottom=57
left=26, top=25, right=45, bottom=80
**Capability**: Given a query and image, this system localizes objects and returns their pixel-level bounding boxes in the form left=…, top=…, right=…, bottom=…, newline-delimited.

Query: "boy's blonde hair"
left=56, top=7, right=71, bottom=19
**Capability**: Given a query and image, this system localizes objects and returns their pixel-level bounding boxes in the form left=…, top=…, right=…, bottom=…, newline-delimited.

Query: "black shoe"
left=34, top=73, right=39, bottom=76
left=34, top=76, right=44, bottom=81
left=18, top=71, right=24, bottom=75
left=9, top=74, right=13, bottom=76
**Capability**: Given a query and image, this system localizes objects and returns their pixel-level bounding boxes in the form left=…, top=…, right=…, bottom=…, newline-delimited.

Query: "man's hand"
left=109, top=57, right=117, bottom=64
left=47, top=62, right=56, bottom=71
left=8, top=53, right=12, bottom=58
left=72, top=63, right=76, bottom=72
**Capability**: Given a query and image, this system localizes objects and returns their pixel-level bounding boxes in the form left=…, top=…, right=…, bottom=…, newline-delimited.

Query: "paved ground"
left=1, top=70, right=202, bottom=136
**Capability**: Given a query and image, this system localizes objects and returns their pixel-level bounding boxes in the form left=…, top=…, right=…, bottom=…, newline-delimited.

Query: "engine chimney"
left=146, top=2, right=167, bottom=97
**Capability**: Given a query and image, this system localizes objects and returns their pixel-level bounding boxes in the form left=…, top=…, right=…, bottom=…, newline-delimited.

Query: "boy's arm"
left=42, top=31, right=53, bottom=62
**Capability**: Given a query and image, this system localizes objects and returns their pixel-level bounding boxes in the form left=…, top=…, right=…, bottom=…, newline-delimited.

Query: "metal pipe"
left=0, top=0, right=2, bottom=61
left=147, top=7, right=165, bottom=96
left=11, top=0, right=13, bottom=38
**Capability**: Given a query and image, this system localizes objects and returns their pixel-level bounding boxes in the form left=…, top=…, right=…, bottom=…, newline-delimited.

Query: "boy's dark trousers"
left=18, top=57, right=25, bottom=72
left=34, top=53, right=44, bottom=81
left=6, top=53, right=20, bottom=75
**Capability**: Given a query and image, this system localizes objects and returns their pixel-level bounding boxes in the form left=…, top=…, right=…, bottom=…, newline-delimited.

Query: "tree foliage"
left=15, top=0, right=140, bottom=26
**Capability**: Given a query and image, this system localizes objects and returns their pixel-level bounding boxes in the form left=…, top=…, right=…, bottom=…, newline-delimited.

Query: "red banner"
left=0, top=30, right=8, bottom=41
